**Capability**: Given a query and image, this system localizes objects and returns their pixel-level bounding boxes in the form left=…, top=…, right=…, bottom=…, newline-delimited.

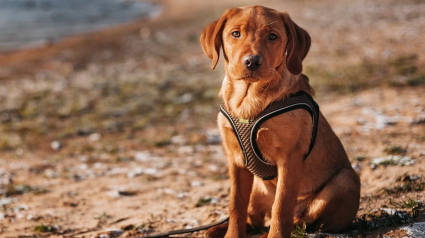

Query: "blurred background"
left=0, top=0, right=424, bottom=237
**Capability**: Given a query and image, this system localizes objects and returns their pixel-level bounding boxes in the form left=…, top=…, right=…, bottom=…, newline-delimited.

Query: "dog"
left=200, top=5, right=360, bottom=238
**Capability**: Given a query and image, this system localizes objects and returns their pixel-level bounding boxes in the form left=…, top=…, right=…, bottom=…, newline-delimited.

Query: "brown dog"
left=200, top=5, right=360, bottom=238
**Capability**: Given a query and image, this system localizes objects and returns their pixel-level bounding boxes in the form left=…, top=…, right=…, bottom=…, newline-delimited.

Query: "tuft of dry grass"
left=384, top=174, right=425, bottom=195
left=195, top=197, right=213, bottom=207
left=384, top=146, right=407, bottom=155
left=34, top=224, right=57, bottom=233
left=291, top=225, right=309, bottom=238
left=353, top=200, right=425, bottom=233
left=5, top=184, right=48, bottom=197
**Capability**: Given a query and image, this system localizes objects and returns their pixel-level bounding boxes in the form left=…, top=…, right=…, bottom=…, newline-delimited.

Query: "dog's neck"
left=220, top=69, right=314, bottom=119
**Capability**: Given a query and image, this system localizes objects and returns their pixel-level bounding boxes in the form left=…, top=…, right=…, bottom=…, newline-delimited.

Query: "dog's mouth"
left=236, top=73, right=261, bottom=82
left=229, top=65, right=275, bottom=82
left=236, top=70, right=279, bottom=83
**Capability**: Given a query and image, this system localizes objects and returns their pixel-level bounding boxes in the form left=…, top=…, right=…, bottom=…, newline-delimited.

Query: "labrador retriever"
left=200, top=5, right=360, bottom=238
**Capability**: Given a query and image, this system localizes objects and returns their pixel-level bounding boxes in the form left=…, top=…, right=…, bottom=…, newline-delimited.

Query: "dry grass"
left=308, top=54, right=425, bottom=95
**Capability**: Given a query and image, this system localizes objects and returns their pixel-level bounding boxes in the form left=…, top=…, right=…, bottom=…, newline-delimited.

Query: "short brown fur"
left=200, top=6, right=360, bottom=238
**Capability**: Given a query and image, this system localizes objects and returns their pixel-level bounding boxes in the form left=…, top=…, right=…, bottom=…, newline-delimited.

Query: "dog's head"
left=200, top=6, right=310, bottom=82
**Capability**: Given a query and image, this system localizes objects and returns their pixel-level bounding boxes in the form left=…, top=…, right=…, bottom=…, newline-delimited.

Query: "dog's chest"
left=219, top=91, right=320, bottom=180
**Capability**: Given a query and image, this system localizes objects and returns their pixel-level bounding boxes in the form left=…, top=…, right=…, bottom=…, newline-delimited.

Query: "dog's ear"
left=200, top=9, right=231, bottom=70
left=281, top=12, right=311, bottom=75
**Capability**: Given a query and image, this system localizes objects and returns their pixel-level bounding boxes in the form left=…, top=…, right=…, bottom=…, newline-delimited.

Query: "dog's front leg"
left=266, top=155, right=303, bottom=238
left=225, top=162, right=254, bottom=238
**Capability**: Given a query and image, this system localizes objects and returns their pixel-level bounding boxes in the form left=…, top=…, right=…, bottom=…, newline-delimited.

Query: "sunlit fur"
left=220, top=69, right=313, bottom=120
left=201, top=5, right=360, bottom=238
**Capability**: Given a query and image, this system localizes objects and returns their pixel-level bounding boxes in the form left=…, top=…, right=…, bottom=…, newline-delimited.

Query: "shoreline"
left=0, top=0, right=165, bottom=69
left=0, top=0, right=161, bottom=53
left=0, top=0, right=238, bottom=80
left=0, top=0, right=257, bottom=72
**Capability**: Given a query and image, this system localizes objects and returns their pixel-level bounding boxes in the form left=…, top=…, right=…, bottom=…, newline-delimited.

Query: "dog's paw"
left=259, top=233, right=268, bottom=238
left=204, top=223, right=228, bottom=238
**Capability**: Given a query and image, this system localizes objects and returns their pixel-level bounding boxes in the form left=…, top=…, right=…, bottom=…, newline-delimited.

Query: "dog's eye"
left=268, top=33, right=278, bottom=41
left=231, top=31, right=241, bottom=38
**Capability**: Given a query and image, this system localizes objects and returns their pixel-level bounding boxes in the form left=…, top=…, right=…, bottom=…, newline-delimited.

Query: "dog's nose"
left=242, top=55, right=263, bottom=71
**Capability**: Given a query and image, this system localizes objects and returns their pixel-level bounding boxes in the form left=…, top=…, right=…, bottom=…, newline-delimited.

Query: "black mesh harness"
left=220, top=91, right=320, bottom=180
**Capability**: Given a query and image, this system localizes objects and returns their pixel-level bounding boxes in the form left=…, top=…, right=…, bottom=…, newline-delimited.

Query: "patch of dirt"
left=385, top=229, right=409, bottom=238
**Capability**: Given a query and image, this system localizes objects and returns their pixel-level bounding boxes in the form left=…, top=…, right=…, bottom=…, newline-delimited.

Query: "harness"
left=220, top=91, right=320, bottom=180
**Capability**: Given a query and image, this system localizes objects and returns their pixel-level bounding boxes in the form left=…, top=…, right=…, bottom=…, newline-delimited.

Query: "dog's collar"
left=220, top=91, right=319, bottom=180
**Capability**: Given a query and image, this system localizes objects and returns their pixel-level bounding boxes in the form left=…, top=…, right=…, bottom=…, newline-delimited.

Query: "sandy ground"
left=0, top=0, right=424, bottom=237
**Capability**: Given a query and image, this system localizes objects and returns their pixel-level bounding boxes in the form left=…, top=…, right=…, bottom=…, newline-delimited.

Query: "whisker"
left=221, top=72, right=227, bottom=80
left=259, top=80, right=271, bottom=97
left=269, top=68, right=282, bottom=81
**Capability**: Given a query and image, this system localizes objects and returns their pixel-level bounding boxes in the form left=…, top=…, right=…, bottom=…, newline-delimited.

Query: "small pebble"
left=177, top=192, right=189, bottom=198
left=163, top=188, right=176, bottom=195
left=170, top=135, right=188, bottom=145
left=88, top=133, right=101, bottom=142
left=209, top=165, right=219, bottom=172
left=106, top=190, right=120, bottom=198
left=101, top=228, right=124, bottom=238
left=79, top=156, right=88, bottom=162
left=26, top=214, right=34, bottom=220
left=352, top=163, right=361, bottom=173
left=144, top=168, right=158, bottom=175
left=50, top=141, right=62, bottom=151
left=134, top=151, right=150, bottom=162
left=178, top=146, right=194, bottom=155
left=191, top=181, right=203, bottom=187
left=210, top=197, right=220, bottom=204
left=127, top=168, right=144, bottom=178
left=15, top=148, right=24, bottom=156
left=206, top=129, right=221, bottom=144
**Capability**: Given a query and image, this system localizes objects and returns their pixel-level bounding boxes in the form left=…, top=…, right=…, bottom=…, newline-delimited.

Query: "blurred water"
left=0, top=0, right=159, bottom=51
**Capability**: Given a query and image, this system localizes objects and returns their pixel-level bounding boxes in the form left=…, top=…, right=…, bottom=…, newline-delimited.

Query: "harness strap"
left=220, top=91, right=319, bottom=180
